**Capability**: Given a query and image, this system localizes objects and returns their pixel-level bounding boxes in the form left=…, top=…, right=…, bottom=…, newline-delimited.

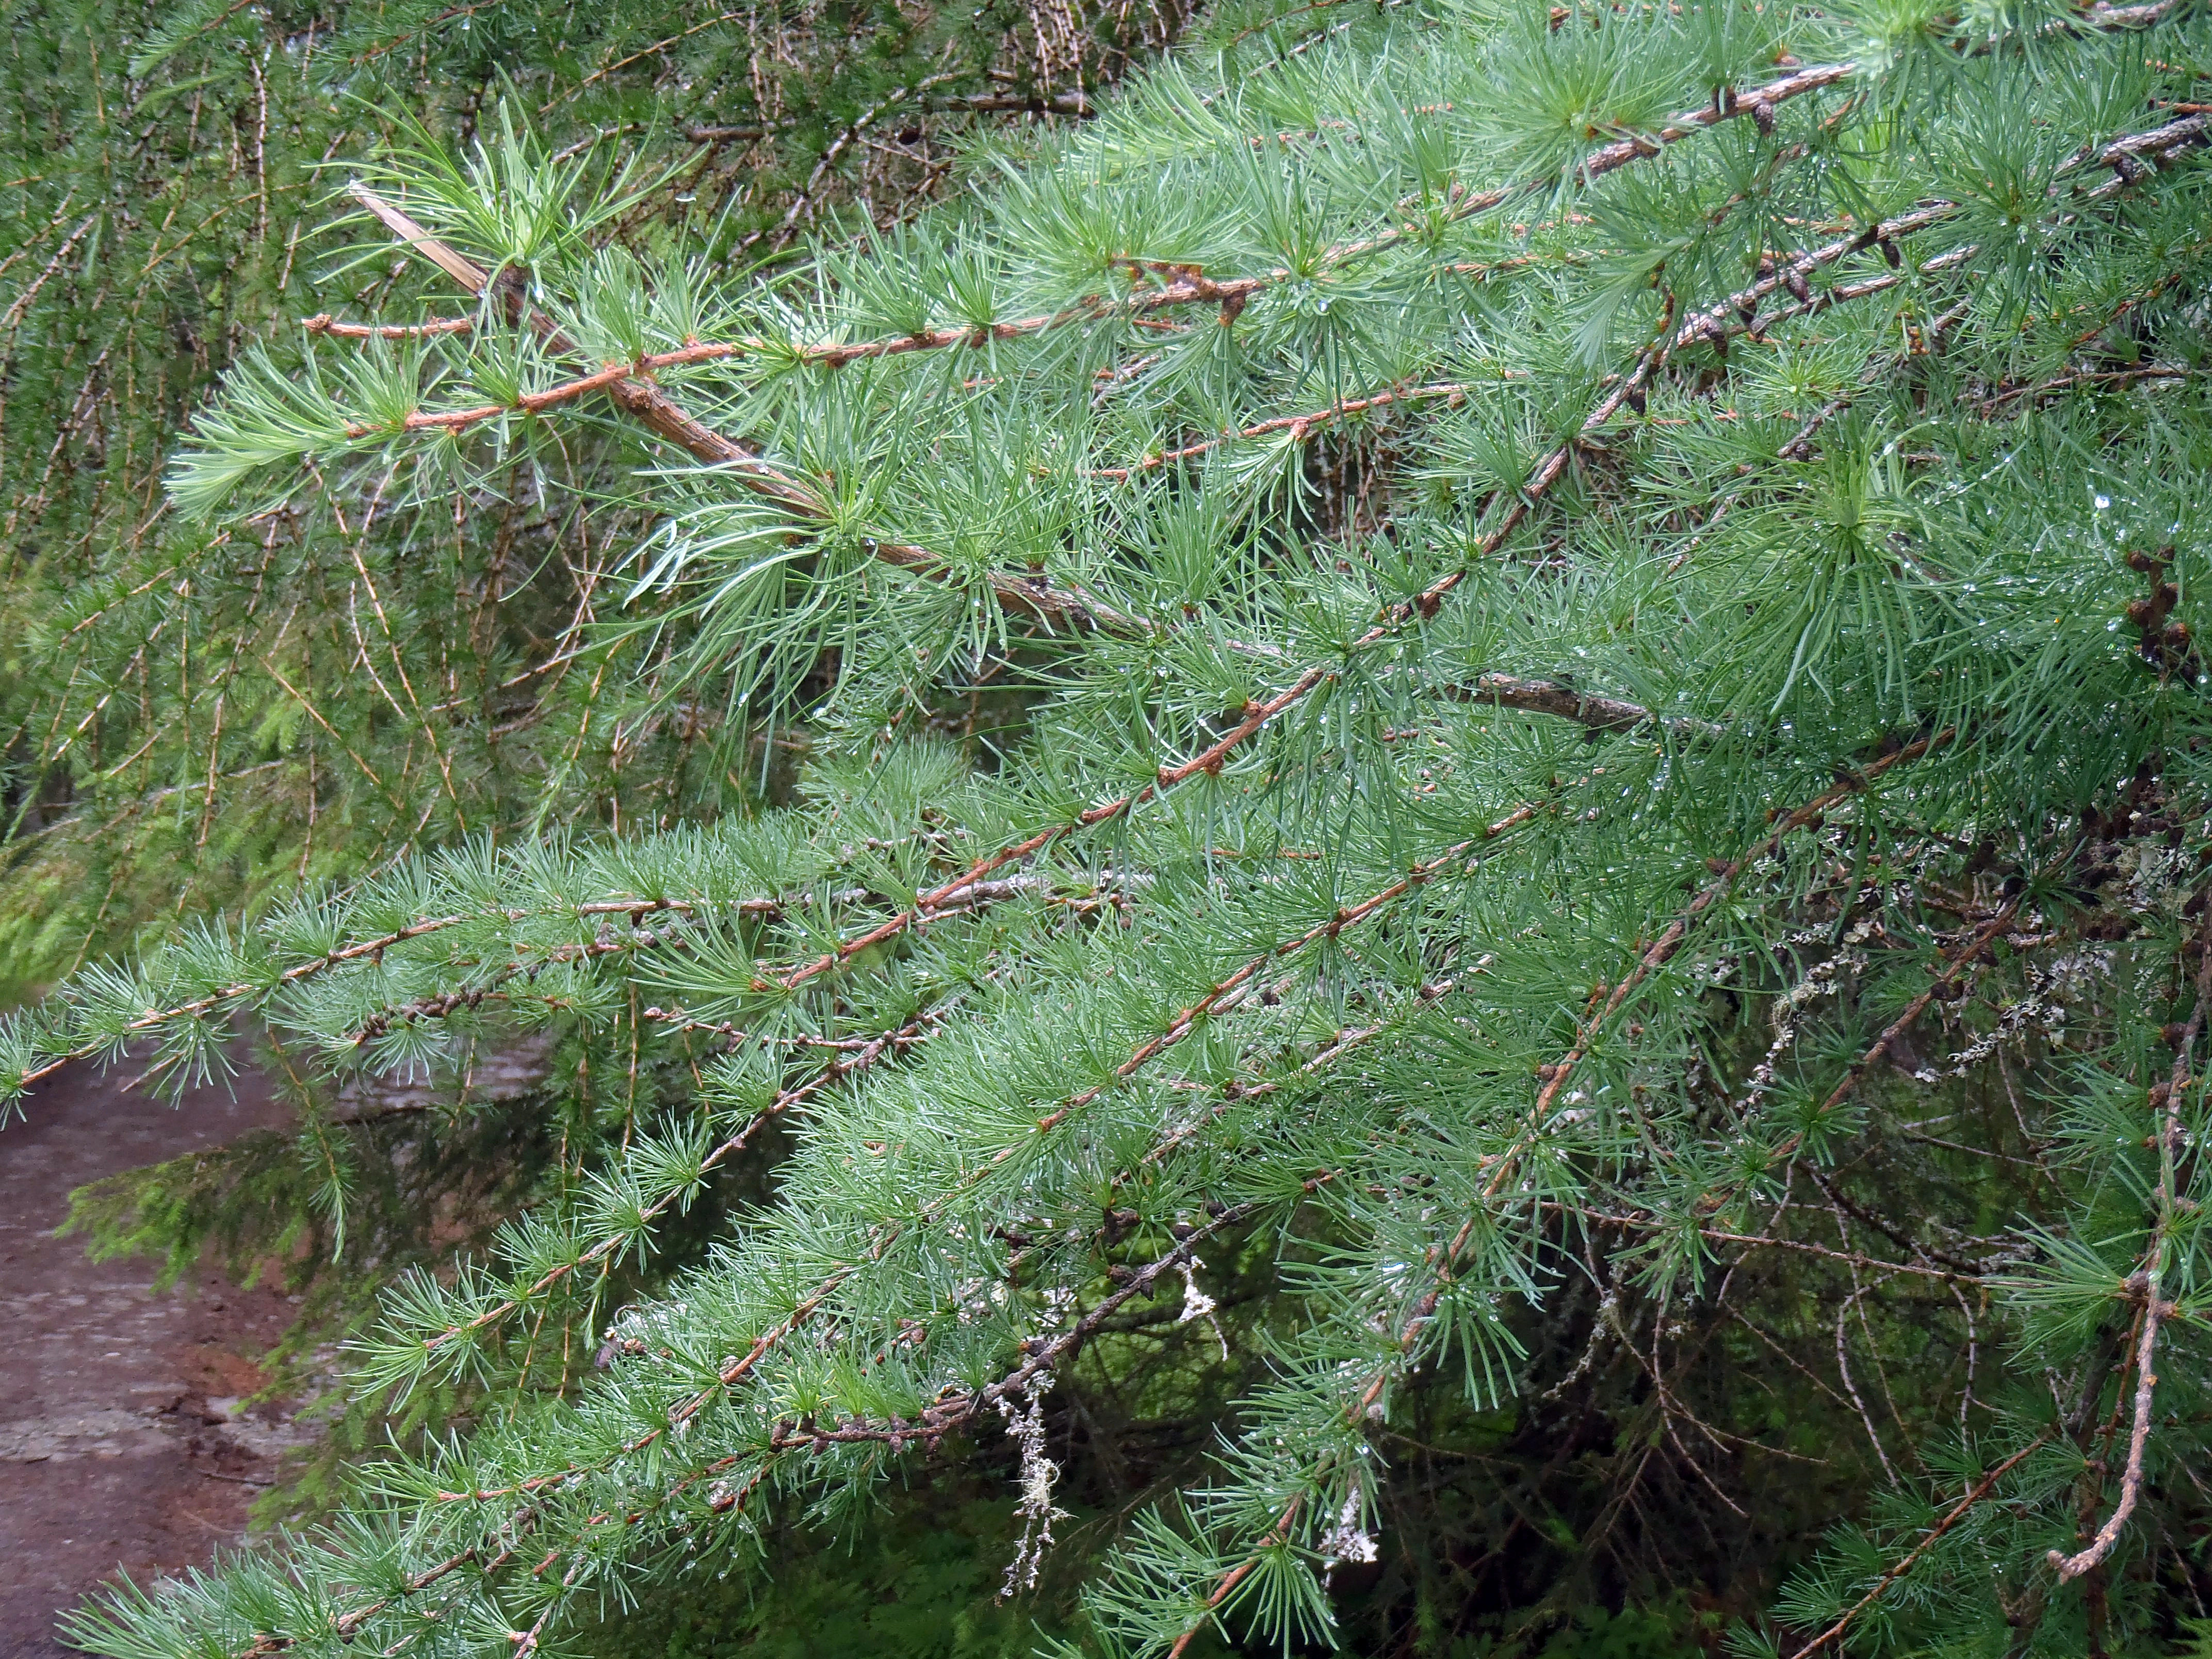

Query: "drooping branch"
left=5, top=892, right=750, bottom=1096
left=345, top=187, right=1144, bottom=635
left=408, top=1011, right=940, bottom=1361
left=10, top=909, right=479, bottom=1097
left=7, top=768, right=1541, bottom=1105
left=757, top=312, right=1679, bottom=1003
left=42, top=127, right=2183, bottom=1098
left=1161, top=740, right=1947, bottom=1656
left=403, top=805, right=1524, bottom=1636
left=412, top=819, right=1522, bottom=1537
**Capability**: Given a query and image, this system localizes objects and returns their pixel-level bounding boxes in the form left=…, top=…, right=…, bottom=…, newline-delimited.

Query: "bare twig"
left=2045, top=928, right=2212, bottom=1580
left=1446, top=673, right=1721, bottom=736
left=302, top=313, right=473, bottom=339
left=1083, top=380, right=1474, bottom=479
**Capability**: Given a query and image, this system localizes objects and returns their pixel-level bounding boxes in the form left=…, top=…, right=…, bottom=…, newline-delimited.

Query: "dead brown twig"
left=1083, top=380, right=1477, bottom=479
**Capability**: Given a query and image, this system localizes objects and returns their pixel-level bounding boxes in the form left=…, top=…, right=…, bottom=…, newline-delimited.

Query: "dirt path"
left=1, top=1061, right=301, bottom=1658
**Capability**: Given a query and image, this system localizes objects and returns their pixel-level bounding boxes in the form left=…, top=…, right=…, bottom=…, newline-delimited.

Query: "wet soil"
left=0, top=1061, right=302, bottom=1658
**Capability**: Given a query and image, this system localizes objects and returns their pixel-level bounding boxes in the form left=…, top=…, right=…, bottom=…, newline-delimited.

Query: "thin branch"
left=303, top=313, right=474, bottom=339
left=750, top=75, right=967, bottom=253
left=415, top=1012, right=939, bottom=1357
left=1763, top=889, right=2036, bottom=1169
left=766, top=1197, right=1275, bottom=1450
left=7, top=892, right=753, bottom=1093
left=1551, top=1203, right=1982, bottom=1284
left=2046, top=927, right=2212, bottom=1580
left=334, top=340, right=745, bottom=435
left=546, top=10, right=750, bottom=106
left=1083, top=380, right=1475, bottom=479
left=1446, top=674, right=1721, bottom=736
left=785, top=72, right=2180, bottom=379
left=759, top=306, right=1679, bottom=1005
left=1980, top=362, right=2196, bottom=414
left=1797, top=1433, right=2055, bottom=1652
left=773, top=63, right=1854, bottom=368
left=346, top=187, right=1141, bottom=635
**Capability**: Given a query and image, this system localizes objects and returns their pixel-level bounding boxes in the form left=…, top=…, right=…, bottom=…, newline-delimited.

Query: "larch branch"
left=346, top=186, right=1142, bottom=635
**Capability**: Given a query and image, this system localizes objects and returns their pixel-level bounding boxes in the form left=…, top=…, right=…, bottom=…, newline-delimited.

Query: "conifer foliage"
left=10, top=0, right=2212, bottom=1651
left=0, top=0, right=1162, bottom=981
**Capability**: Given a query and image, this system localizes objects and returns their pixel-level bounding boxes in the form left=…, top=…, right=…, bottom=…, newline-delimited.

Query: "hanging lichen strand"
left=9, top=0, right=2212, bottom=1652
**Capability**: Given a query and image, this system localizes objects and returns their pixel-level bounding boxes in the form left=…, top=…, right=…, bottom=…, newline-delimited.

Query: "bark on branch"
left=2045, top=924, right=2210, bottom=1580
left=347, top=185, right=1143, bottom=636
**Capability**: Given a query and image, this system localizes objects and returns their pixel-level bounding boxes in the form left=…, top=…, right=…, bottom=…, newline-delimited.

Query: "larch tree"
left=0, top=0, right=1167, bottom=982
left=6, top=0, right=2212, bottom=1653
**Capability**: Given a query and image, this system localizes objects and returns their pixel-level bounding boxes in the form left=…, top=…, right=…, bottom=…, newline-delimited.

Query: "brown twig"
left=345, top=186, right=1140, bottom=635
left=761, top=304, right=1679, bottom=1005
left=1796, top=1434, right=2054, bottom=1652
left=1083, top=380, right=1475, bottom=479
left=303, top=313, right=473, bottom=339
left=1548, top=1203, right=1982, bottom=1284
left=1447, top=673, right=1721, bottom=736
left=2045, top=925, right=2212, bottom=1580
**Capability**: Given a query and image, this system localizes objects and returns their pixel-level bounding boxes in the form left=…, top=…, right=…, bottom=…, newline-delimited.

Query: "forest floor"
left=1, top=1060, right=304, bottom=1658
